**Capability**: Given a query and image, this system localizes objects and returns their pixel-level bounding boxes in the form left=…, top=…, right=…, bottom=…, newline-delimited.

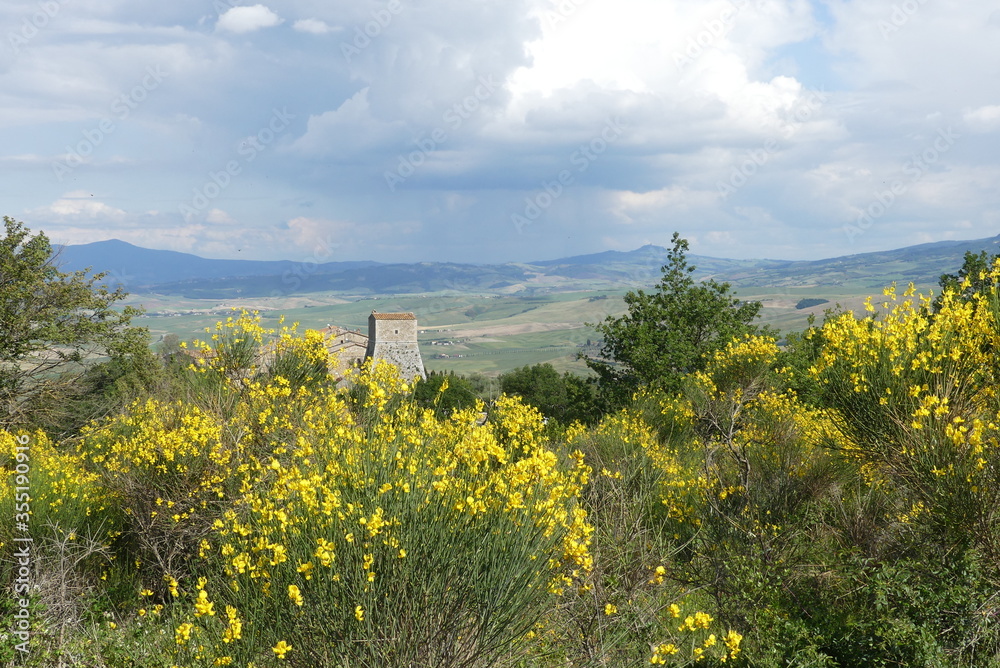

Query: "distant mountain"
left=54, top=234, right=1000, bottom=298
left=531, top=244, right=787, bottom=283
left=151, top=262, right=531, bottom=298
left=55, top=239, right=380, bottom=289
left=720, top=235, right=1000, bottom=289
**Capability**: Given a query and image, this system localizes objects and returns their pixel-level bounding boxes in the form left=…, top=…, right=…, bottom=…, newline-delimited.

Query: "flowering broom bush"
left=157, top=365, right=593, bottom=667
left=811, top=281, right=1000, bottom=557
left=806, top=279, right=1000, bottom=663
left=69, top=312, right=594, bottom=667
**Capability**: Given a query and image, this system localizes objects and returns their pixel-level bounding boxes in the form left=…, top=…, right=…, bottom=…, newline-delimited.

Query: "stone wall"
left=365, top=311, right=426, bottom=381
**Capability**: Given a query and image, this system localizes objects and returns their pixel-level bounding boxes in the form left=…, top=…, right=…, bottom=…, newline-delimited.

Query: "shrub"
left=157, top=362, right=593, bottom=667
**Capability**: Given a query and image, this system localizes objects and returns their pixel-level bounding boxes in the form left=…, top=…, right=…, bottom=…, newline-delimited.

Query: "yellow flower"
left=355, top=605, right=365, bottom=622
left=194, top=590, right=215, bottom=616
left=175, top=622, right=194, bottom=645
left=287, top=584, right=303, bottom=606
left=223, top=606, right=242, bottom=643
left=164, top=574, right=179, bottom=597
left=272, top=640, right=292, bottom=659
left=650, top=643, right=679, bottom=665
left=604, top=603, right=617, bottom=616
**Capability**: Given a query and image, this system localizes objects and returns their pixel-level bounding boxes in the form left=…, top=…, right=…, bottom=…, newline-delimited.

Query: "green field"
left=127, top=278, right=916, bottom=377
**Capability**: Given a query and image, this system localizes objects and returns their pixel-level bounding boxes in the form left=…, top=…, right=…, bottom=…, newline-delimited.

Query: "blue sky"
left=2, top=0, right=999, bottom=264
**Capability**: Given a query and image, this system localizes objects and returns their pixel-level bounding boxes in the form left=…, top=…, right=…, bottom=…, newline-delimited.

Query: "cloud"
left=964, top=105, right=1000, bottom=133
left=206, top=208, right=239, bottom=225
left=293, top=18, right=335, bottom=35
left=289, top=88, right=408, bottom=158
left=30, top=192, right=128, bottom=222
left=5, top=0, right=1000, bottom=265
left=216, top=5, right=283, bottom=34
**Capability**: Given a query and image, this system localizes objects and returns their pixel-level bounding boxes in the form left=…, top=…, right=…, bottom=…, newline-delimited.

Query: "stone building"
left=316, top=325, right=369, bottom=379
left=315, top=312, right=426, bottom=382
left=364, top=311, right=426, bottom=381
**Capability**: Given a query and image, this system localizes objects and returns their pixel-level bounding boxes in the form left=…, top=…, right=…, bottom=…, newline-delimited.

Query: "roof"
left=316, top=325, right=364, bottom=335
left=370, top=311, right=416, bottom=321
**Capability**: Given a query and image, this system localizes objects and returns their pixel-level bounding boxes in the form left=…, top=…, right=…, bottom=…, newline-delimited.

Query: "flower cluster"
left=648, top=600, right=742, bottom=664
left=146, top=329, right=593, bottom=666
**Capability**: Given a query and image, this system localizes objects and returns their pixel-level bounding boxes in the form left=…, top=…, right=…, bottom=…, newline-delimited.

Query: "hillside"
left=55, top=239, right=379, bottom=288
left=55, top=234, right=1000, bottom=298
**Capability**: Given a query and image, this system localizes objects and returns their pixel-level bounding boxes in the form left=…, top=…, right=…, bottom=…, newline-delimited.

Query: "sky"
left=2, top=0, right=999, bottom=265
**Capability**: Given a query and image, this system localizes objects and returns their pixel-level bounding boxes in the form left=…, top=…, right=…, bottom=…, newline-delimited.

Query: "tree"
left=500, top=364, right=568, bottom=421
left=499, top=363, right=600, bottom=425
left=936, top=249, right=999, bottom=306
left=586, top=232, right=772, bottom=401
left=0, top=217, right=154, bottom=430
left=413, top=371, right=478, bottom=418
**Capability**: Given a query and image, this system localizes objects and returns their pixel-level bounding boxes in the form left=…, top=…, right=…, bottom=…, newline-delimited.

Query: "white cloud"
left=206, top=209, right=239, bottom=225
left=216, top=5, right=283, bottom=34
left=289, top=88, right=408, bottom=157
left=292, top=18, right=335, bottom=35
left=30, top=192, right=128, bottom=222
left=964, top=105, right=1000, bottom=133
left=5, top=0, right=1000, bottom=264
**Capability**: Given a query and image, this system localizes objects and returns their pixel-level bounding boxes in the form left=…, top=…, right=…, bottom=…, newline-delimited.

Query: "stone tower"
left=365, top=311, right=426, bottom=381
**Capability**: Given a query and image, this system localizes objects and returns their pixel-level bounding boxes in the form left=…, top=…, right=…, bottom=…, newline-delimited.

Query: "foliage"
left=499, top=363, right=599, bottom=425
left=806, top=278, right=1000, bottom=664
left=811, top=283, right=1000, bottom=554
left=937, top=249, right=999, bottom=305
left=188, top=310, right=330, bottom=392
left=0, top=217, right=153, bottom=432
left=586, top=232, right=772, bottom=403
left=795, top=298, right=829, bottom=310
left=413, top=370, right=479, bottom=418
left=532, top=410, right=743, bottom=666
left=10, top=262, right=1000, bottom=666
left=180, top=369, right=592, bottom=668
left=3, top=315, right=592, bottom=667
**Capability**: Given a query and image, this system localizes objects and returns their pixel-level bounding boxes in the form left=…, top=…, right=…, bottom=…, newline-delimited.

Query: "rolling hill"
left=55, top=234, right=1000, bottom=298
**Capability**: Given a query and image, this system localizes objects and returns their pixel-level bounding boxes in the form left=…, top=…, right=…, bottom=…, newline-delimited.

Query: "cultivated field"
left=126, top=283, right=894, bottom=376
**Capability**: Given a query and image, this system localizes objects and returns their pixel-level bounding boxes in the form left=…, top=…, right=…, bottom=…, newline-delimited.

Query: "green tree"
left=500, top=364, right=567, bottom=421
left=413, top=371, right=479, bottom=418
left=499, top=364, right=599, bottom=425
left=586, top=232, right=772, bottom=401
left=0, top=217, right=154, bottom=430
left=936, top=249, right=999, bottom=305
